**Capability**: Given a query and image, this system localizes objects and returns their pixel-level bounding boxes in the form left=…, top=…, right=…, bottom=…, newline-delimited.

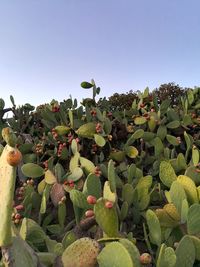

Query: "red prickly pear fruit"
left=140, top=253, right=152, bottom=265
left=15, top=204, right=24, bottom=211
left=105, top=201, right=113, bottom=209
left=14, top=213, right=21, bottom=220
left=85, top=210, right=94, bottom=218
left=6, top=149, right=22, bottom=166
left=87, top=195, right=97, bottom=205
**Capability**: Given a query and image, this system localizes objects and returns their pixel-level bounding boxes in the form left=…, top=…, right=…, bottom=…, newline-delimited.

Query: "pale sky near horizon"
left=0, top=0, right=200, bottom=107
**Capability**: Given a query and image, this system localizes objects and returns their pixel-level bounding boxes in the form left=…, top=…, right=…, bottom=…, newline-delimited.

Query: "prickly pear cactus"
left=0, top=128, right=20, bottom=247
left=62, top=237, right=100, bottom=267
left=177, top=175, right=198, bottom=204
left=159, top=161, right=177, bottom=188
left=156, top=244, right=176, bottom=267
left=94, top=198, right=119, bottom=237
left=175, top=235, right=195, bottom=267
left=97, top=239, right=141, bottom=267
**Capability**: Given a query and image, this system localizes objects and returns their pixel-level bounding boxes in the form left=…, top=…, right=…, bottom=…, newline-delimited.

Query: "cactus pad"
left=62, top=237, right=100, bottom=267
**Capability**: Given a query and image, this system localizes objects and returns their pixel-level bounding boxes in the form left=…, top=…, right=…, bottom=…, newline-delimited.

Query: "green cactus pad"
left=66, top=167, right=83, bottom=182
left=176, top=153, right=187, bottom=171
left=142, top=132, right=156, bottom=141
left=70, top=189, right=91, bottom=209
left=175, top=235, right=195, bottom=267
left=108, top=159, right=116, bottom=192
left=84, top=173, right=102, bottom=199
left=2, top=127, right=17, bottom=147
left=166, top=135, right=180, bottom=146
left=80, top=157, right=96, bottom=174
left=6, top=236, right=38, bottom=267
left=170, top=181, right=187, bottom=217
left=157, top=244, right=176, bottom=267
left=148, top=116, right=157, bottom=132
left=189, top=235, right=200, bottom=261
left=155, top=209, right=179, bottom=228
left=122, top=184, right=134, bottom=206
left=120, top=201, right=129, bottom=221
left=62, top=230, right=77, bottom=249
left=119, top=239, right=141, bottom=267
left=134, top=116, right=147, bottom=125
left=125, top=146, right=139, bottom=159
left=109, top=150, right=126, bottom=162
left=45, top=169, right=57, bottom=184
left=177, top=175, right=198, bottom=204
left=62, top=237, right=100, bottom=267
left=192, top=146, right=199, bottom=166
left=69, top=152, right=80, bottom=172
left=159, top=161, right=177, bottom=188
left=166, top=120, right=180, bottom=129
left=94, top=134, right=106, bottom=147
left=76, top=122, right=96, bottom=138
left=20, top=218, right=46, bottom=245
left=131, top=129, right=144, bottom=140
left=54, top=125, right=71, bottom=135
left=157, top=125, right=167, bottom=140
left=103, top=181, right=117, bottom=203
left=58, top=202, right=66, bottom=229
left=163, top=203, right=180, bottom=222
left=146, top=209, right=161, bottom=246
left=94, top=198, right=119, bottom=237
left=185, top=166, right=200, bottom=185
left=97, top=241, right=136, bottom=267
left=187, top=204, right=200, bottom=235
left=21, top=163, right=45, bottom=178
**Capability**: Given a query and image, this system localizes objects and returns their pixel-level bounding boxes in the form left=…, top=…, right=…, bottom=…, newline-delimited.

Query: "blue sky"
left=0, top=0, right=200, bottom=107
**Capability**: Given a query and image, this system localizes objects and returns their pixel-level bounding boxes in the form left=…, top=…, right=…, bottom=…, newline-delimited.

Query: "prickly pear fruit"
left=87, top=195, right=97, bottom=205
left=140, top=253, right=152, bottom=265
left=6, top=149, right=22, bottom=166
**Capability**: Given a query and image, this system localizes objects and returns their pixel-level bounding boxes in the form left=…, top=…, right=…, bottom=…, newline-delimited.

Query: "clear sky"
left=0, top=0, right=200, bottom=107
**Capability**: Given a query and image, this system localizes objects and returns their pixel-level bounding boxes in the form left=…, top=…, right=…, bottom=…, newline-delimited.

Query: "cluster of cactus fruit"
left=1, top=81, right=200, bottom=266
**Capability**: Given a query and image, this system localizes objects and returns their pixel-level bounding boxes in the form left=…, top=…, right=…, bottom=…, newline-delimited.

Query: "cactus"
left=97, top=239, right=141, bottom=267
left=94, top=198, right=119, bottom=237
left=175, top=235, right=195, bottom=267
left=146, top=209, right=161, bottom=246
left=156, top=244, right=176, bottom=267
left=122, top=184, right=134, bottom=206
left=62, top=237, right=100, bottom=267
left=103, top=181, right=116, bottom=203
left=159, top=161, right=177, bottom=188
left=189, top=235, right=200, bottom=261
left=0, top=143, right=18, bottom=246
left=84, top=173, right=102, bottom=199
left=169, top=181, right=187, bottom=218
left=80, top=157, right=96, bottom=174
left=108, top=159, right=116, bottom=193
left=21, top=163, right=45, bottom=178
left=177, top=175, right=198, bottom=204
left=76, top=122, right=96, bottom=139
left=163, top=203, right=180, bottom=222
left=155, top=209, right=179, bottom=228
left=187, top=204, right=200, bottom=235
left=70, top=189, right=91, bottom=209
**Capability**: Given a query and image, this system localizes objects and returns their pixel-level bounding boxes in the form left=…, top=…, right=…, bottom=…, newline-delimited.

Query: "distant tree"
left=97, top=90, right=138, bottom=111
left=153, top=82, right=186, bottom=106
